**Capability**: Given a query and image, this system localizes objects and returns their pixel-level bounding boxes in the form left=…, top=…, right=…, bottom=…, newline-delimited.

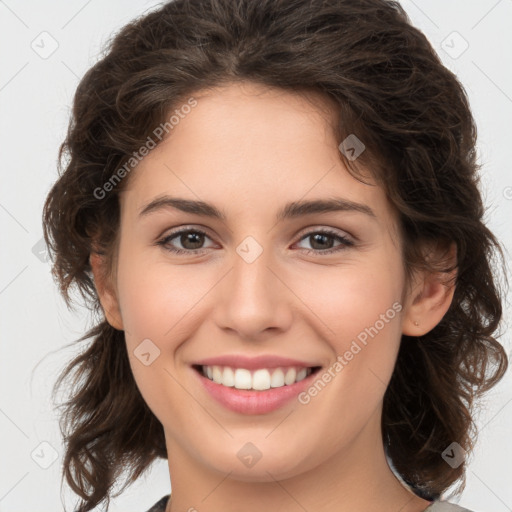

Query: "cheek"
left=295, top=258, right=404, bottom=341
left=115, top=242, right=206, bottom=343
left=293, top=257, right=405, bottom=396
left=114, top=247, right=203, bottom=415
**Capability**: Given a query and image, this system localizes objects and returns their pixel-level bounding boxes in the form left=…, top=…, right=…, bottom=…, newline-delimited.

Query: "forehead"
left=185, top=81, right=342, bottom=151
left=121, top=81, right=395, bottom=231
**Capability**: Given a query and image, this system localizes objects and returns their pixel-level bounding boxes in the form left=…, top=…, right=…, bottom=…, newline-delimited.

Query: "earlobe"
left=89, top=251, right=124, bottom=331
left=402, top=243, right=457, bottom=336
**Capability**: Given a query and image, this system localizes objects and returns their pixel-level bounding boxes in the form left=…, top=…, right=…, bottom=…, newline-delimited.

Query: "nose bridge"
left=214, top=234, right=292, bottom=337
left=231, top=234, right=276, bottom=305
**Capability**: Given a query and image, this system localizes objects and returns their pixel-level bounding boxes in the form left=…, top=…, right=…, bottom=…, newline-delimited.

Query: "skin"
left=91, top=81, right=456, bottom=512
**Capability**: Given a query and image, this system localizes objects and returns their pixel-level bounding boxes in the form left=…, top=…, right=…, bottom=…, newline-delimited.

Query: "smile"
left=194, top=364, right=321, bottom=391
left=192, top=362, right=323, bottom=415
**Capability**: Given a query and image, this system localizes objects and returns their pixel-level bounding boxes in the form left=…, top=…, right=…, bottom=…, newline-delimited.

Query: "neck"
left=164, top=408, right=432, bottom=512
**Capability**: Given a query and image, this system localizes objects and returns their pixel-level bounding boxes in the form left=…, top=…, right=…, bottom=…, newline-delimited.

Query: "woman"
left=43, top=1, right=508, bottom=511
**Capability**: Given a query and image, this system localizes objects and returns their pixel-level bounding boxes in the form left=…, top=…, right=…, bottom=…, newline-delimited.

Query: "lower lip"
left=193, top=367, right=320, bottom=415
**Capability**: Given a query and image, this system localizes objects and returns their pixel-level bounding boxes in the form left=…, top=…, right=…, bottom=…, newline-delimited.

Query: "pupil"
left=182, top=232, right=204, bottom=249
left=311, top=233, right=332, bottom=250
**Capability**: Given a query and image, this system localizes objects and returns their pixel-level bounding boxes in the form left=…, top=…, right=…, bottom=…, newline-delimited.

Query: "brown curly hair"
left=43, top=0, right=509, bottom=510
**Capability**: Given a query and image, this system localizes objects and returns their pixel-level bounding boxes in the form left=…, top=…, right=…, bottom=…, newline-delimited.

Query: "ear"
left=89, top=251, right=124, bottom=331
left=401, top=242, right=457, bottom=336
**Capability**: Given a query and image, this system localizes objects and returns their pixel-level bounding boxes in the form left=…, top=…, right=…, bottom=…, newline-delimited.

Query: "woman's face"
left=109, top=81, right=411, bottom=481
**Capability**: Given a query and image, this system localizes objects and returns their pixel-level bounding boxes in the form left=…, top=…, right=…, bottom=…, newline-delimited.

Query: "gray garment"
left=145, top=495, right=169, bottom=512
left=425, top=501, right=473, bottom=511
left=144, top=495, right=475, bottom=511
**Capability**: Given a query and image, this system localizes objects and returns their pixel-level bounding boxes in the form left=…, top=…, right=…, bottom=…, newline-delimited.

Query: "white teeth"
left=200, top=365, right=314, bottom=390
left=212, top=366, right=223, bottom=384
left=270, top=368, right=285, bottom=388
left=252, top=369, right=271, bottom=390
left=234, top=368, right=252, bottom=389
left=296, top=368, right=307, bottom=382
left=222, top=367, right=235, bottom=387
left=284, top=367, right=296, bottom=385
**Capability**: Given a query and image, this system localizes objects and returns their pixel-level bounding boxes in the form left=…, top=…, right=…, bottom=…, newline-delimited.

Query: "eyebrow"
left=138, top=195, right=376, bottom=221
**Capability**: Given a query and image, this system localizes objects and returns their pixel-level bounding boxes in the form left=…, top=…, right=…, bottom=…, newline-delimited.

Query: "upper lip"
left=193, top=354, right=322, bottom=370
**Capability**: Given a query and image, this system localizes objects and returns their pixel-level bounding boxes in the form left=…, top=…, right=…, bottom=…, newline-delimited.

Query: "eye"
left=295, top=229, right=354, bottom=255
left=156, top=226, right=354, bottom=256
left=156, top=228, right=216, bottom=255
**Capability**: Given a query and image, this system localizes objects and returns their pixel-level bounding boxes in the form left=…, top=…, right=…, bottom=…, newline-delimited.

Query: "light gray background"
left=1, top=1, right=511, bottom=511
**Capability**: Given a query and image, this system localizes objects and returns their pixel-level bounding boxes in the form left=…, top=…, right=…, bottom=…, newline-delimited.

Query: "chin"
left=201, top=445, right=312, bottom=482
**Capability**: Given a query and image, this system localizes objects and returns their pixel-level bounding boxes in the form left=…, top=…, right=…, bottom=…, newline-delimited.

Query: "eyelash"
left=156, top=227, right=354, bottom=256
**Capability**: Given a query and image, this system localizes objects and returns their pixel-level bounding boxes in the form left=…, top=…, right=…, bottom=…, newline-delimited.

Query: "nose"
left=213, top=240, right=294, bottom=341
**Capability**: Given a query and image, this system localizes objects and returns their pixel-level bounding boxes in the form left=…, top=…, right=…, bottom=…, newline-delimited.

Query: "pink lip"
left=193, top=354, right=319, bottom=370
left=191, top=363, right=322, bottom=415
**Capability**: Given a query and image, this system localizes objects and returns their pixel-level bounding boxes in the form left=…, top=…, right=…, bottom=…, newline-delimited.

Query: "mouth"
left=192, top=364, right=323, bottom=392
left=191, top=362, right=323, bottom=415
